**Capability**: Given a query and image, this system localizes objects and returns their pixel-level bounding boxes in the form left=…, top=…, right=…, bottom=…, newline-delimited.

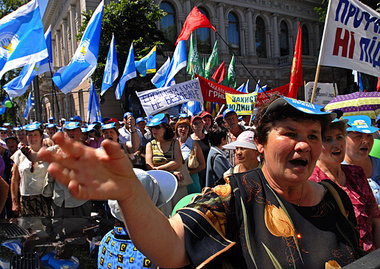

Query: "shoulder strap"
left=319, top=180, right=349, bottom=219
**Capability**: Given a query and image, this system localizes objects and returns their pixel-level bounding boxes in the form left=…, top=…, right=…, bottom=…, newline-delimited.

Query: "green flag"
left=187, top=33, right=204, bottom=78
left=204, top=40, right=218, bottom=79
left=226, top=55, right=236, bottom=88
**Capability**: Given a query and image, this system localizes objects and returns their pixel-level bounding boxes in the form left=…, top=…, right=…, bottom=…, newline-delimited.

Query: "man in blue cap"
left=119, top=112, right=140, bottom=155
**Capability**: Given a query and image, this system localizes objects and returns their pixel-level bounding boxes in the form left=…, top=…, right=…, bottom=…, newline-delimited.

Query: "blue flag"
left=87, top=80, right=102, bottom=123
left=0, top=96, right=10, bottom=115
left=151, top=57, right=170, bottom=88
left=4, top=26, right=53, bottom=97
left=243, top=79, right=250, bottom=93
left=115, top=43, right=136, bottom=100
left=53, top=1, right=104, bottom=94
left=0, top=0, right=48, bottom=80
left=358, top=72, right=364, bottom=92
left=255, top=80, right=267, bottom=93
left=236, top=83, right=245, bottom=93
left=162, top=40, right=187, bottom=88
left=187, top=101, right=202, bottom=117
left=101, top=34, right=119, bottom=96
left=23, top=92, right=33, bottom=119
left=135, top=45, right=156, bottom=77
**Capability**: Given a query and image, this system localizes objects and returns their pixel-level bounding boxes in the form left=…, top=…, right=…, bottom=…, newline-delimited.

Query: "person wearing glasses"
left=10, top=123, right=52, bottom=217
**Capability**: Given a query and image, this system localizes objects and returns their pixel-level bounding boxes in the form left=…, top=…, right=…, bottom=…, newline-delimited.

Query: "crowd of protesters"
left=1, top=99, right=380, bottom=267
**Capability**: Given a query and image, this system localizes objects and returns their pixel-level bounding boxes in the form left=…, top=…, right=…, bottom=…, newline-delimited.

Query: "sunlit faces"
left=256, top=118, right=322, bottom=187
left=26, top=130, right=43, bottom=146
left=224, top=113, right=239, bottom=129
left=5, top=138, right=18, bottom=154
left=202, top=117, right=212, bottom=130
left=346, top=131, right=374, bottom=162
left=191, top=119, right=204, bottom=132
left=235, top=147, right=260, bottom=169
left=177, top=124, right=190, bottom=137
left=0, top=131, right=8, bottom=140
left=64, top=128, right=82, bottom=141
left=103, top=128, right=119, bottom=142
left=150, top=124, right=165, bottom=138
left=320, top=127, right=346, bottom=165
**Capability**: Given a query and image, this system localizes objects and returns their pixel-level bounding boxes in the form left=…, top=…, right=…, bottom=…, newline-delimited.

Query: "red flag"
left=175, top=7, right=216, bottom=45
left=377, top=77, right=380, bottom=92
left=211, top=61, right=226, bottom=84
left=256, top=84, right=290, bottom=107
left=288, top=22, right=303, bottom=99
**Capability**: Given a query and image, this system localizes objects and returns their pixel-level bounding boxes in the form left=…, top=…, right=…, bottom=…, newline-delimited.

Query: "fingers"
left=52, top=132, right=85, bottom=159
left=101, top=139, right=128, bottom=160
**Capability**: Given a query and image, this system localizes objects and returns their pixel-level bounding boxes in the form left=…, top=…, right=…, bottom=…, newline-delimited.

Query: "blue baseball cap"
left=63, top=121, right=81, bottom=130
left=102, top=122, right=117, bottom=130
left=146, top=113, right=168, bottom=127
left=265, top=96, right=336, bottom=121
left=46, top=123, right=57, bottom=129
left=223, top=108, right=237, bottom=119
left=0, top=127, right=7, bottom=131
left=343, top=115, right=379, bottom=134
left=179, top=113, right=188, bottom=118
left=70, top=115, right=82, bottom=122
left=87, top=123, right=97, bottom=132
left=3, top=123, right=11, bottom=127
left=123, top=112, right=133, bottom=119
left=24, top=123, right=42, bottom=132
left=13, top=127, right=22, bottom=131
left=136, top=117, right=145, bottom=124
left=48, top=116, right=55, bottom=121
left=81, top=127, right=88, bottom=133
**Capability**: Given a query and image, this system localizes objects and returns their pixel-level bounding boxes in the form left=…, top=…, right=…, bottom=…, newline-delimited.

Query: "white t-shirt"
left=11, top=150, right=48, bottom=196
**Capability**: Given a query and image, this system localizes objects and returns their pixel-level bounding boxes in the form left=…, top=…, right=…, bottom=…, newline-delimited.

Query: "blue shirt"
left=369, top=156, right=380, bottom=208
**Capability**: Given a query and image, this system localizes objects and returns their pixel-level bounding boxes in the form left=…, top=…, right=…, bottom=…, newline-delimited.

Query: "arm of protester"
left=0, top=176, right=8, bottom=213
left=37, top=132, right=189, bottom=267
left=188, top=141, right=205, bottom=175
left=145, top=142, right=154, bottom=170
left=20, top=143, right=39, bottom=162
left=154, top=140, right=182, bottom=171
left=10, top=163, right=20, bottom=215
left=125, top=115, right=140, bottom=153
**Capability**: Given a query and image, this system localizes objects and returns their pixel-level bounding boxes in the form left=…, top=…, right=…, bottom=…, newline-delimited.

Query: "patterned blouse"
left=310, top=164, right=380, bottom=252
left=177, top=168, right=360, bottom=269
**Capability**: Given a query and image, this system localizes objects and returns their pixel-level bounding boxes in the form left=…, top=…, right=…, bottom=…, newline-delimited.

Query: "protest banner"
left=304, top=82, right=337, bottom=106
left=226, top=92, right=257, bottom=115
left=256, top=83, right=290, bottom=106
left=136, top=78, right=203, bottom=115
left=318, top=0, right=380, bottom=78
left=197, top=75, right=243, bottom=103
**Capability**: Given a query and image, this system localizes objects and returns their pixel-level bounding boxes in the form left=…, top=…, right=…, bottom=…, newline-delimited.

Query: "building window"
left=302, top=25, right=310, bottom=55
left=280, top=21, right=289, bottom=56
left=160, top=2, right=176, bottom=44
left=227, top=12, right=240, bottom=55
left=255, top=16, right=267, bottom=58
left=196, top=7, right=211, bottom=54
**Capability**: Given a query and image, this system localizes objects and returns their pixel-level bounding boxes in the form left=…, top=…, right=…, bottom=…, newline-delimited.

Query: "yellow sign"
left=225, top=92, right=257, bottom=115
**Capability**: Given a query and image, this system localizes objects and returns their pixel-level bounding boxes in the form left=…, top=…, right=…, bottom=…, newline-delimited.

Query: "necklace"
left=297, top=183, right=305, bottom=206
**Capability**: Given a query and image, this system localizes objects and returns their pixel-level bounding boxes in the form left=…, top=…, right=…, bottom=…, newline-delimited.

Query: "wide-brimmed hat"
left=108, top=168, right=177, bottom=221
left=146, top=113, right=167, bottom=127
left=344, top=115, right=379, bottom=134
left=223, top=130, right=257, bottom=150
left=63, top=121, right=81, bottom=130
left=136, top=117, right=145, bottom=124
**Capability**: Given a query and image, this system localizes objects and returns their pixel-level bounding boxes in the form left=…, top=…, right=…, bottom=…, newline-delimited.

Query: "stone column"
left=184, top=0, right=191, bottom=16
left=55, top=30, right=62, bottom=66
left=217, top=3, right=227, bottom=54
left=246, top=10, right=255, bottom=56
left=69, top=3, right=77, bottom=54
left=61, top=18, right=69, bottom=65
left=272, top=14, right=280, bottom=57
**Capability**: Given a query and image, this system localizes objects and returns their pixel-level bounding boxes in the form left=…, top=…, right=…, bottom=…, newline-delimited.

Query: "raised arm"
left=0, top=176, right=9, bottom=213
left=37, top=132, right=189, bottom=267
left=10, top=163, right=20, bottom=215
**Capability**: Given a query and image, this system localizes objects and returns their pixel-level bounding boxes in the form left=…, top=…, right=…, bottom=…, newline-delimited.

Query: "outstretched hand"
left=37, top=132, right=139, bottom=202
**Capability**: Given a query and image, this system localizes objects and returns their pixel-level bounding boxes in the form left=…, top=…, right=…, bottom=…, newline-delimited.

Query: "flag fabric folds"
left=377, top=78, right=380, bottom=92
left=151, top=57, right=170, bottom=88
left=115, top=43, right=136, bottom=100
left=0, top=0, right=48, bottom=80
left=101, top=34, right=119, bottom=96
left=242, top=79, right=249, bottom=93
left=135, top=46, right=156, bottom=77
left=187, top=33, right=203, bottom=78
left=175, top=6, right=216, bottom=45
left=3, top=26, right=53, bottom=97
left=88, top=80, right=102, bottom=123
left=358, top=72, right=364, bottom=92
left=226, top=55, right=236, bottom=89
left=204, top=40, right=218, bottom=79
left=52, top=0, right=104, bottom=94
left=255, top=80, right=267, bottom=93
left=162, top=40, right=187, bottom=88
left=23, top=92, right=33, bottom=119
left=236, top=83, right=245, bottom=93
left=186, top=101, right=202, bottom=116
left=211, top=61, right=226, bottom=84
left=288, top=22, right=302, bottom=99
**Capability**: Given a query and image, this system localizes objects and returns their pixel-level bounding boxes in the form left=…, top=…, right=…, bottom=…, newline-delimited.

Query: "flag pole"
left=310, top=64, right=321, bottom=103
left=214, top=31, right=270, bottom=99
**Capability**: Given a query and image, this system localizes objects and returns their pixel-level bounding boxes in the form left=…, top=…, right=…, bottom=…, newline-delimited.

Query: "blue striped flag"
left=162, top=40, right=187, bottom=88
left=115, top=43, right=136, bottom=100
left=53, top=1, right=104, bottom=94
left=135, top=45, right=156, bottom=77
left=23, top=92, right=33, bottom=119
left=151, top=57, right=170, bottom=88
left=0, top=0, right=48, bottom=80
left=3, top=26, right=53, bottom=97
left=101, top=34, right=119, bottom=96
left=87, top=80, right=102, bottom=123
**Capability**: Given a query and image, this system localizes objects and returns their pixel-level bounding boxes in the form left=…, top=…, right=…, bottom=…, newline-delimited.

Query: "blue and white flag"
left=162, top=40, right=187, bottom=88
left=135, top=45, right=156, bottom=77
left=0, top=96, right=10, bottom=115
left=115, top=43, right=136, bottom=100
left=53, top=0, right=104, bottom=94
left=23, top=92, right=33, bottom=119
left=3, top=26, right=53, bottom=97
left=236, top=83, right=245, bottom=93
left=101, top=34, right=118, bottom=96
left=0, top=0, right=48, bottom=80
left=87, top=80, right=102, bottom=123
left=255, top=80, right=267, bottom=93
left=187, top=101, right=202, bottom=117
left=243, top=79, right=250, bottom=93
left=151, top=57, right=170, bottom=88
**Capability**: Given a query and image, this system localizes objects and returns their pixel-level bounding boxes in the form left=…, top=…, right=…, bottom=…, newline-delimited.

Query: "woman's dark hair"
left=208, top=125, right=228, bottom=146
left=253, top=95, right=330, bottom=145
left=163, top=123, right=175, bottom=140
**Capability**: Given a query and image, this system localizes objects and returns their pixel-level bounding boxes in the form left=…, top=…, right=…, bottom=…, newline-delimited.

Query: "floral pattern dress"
left=177, top=168, right=359, bottom=269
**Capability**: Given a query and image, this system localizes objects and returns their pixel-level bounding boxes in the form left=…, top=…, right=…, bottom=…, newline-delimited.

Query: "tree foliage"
left=78, top=0, right=167, bottom=91
left=0, top=0, right=25, bottom=19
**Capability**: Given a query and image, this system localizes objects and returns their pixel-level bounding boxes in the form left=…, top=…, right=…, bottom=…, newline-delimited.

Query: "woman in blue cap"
left=10, top=123, right=52, bottom=216
left=39, top=96, right=364, bottom=268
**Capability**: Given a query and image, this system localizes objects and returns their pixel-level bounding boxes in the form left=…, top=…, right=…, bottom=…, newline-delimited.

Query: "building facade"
left=40, top=0, right=344, bottom=122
